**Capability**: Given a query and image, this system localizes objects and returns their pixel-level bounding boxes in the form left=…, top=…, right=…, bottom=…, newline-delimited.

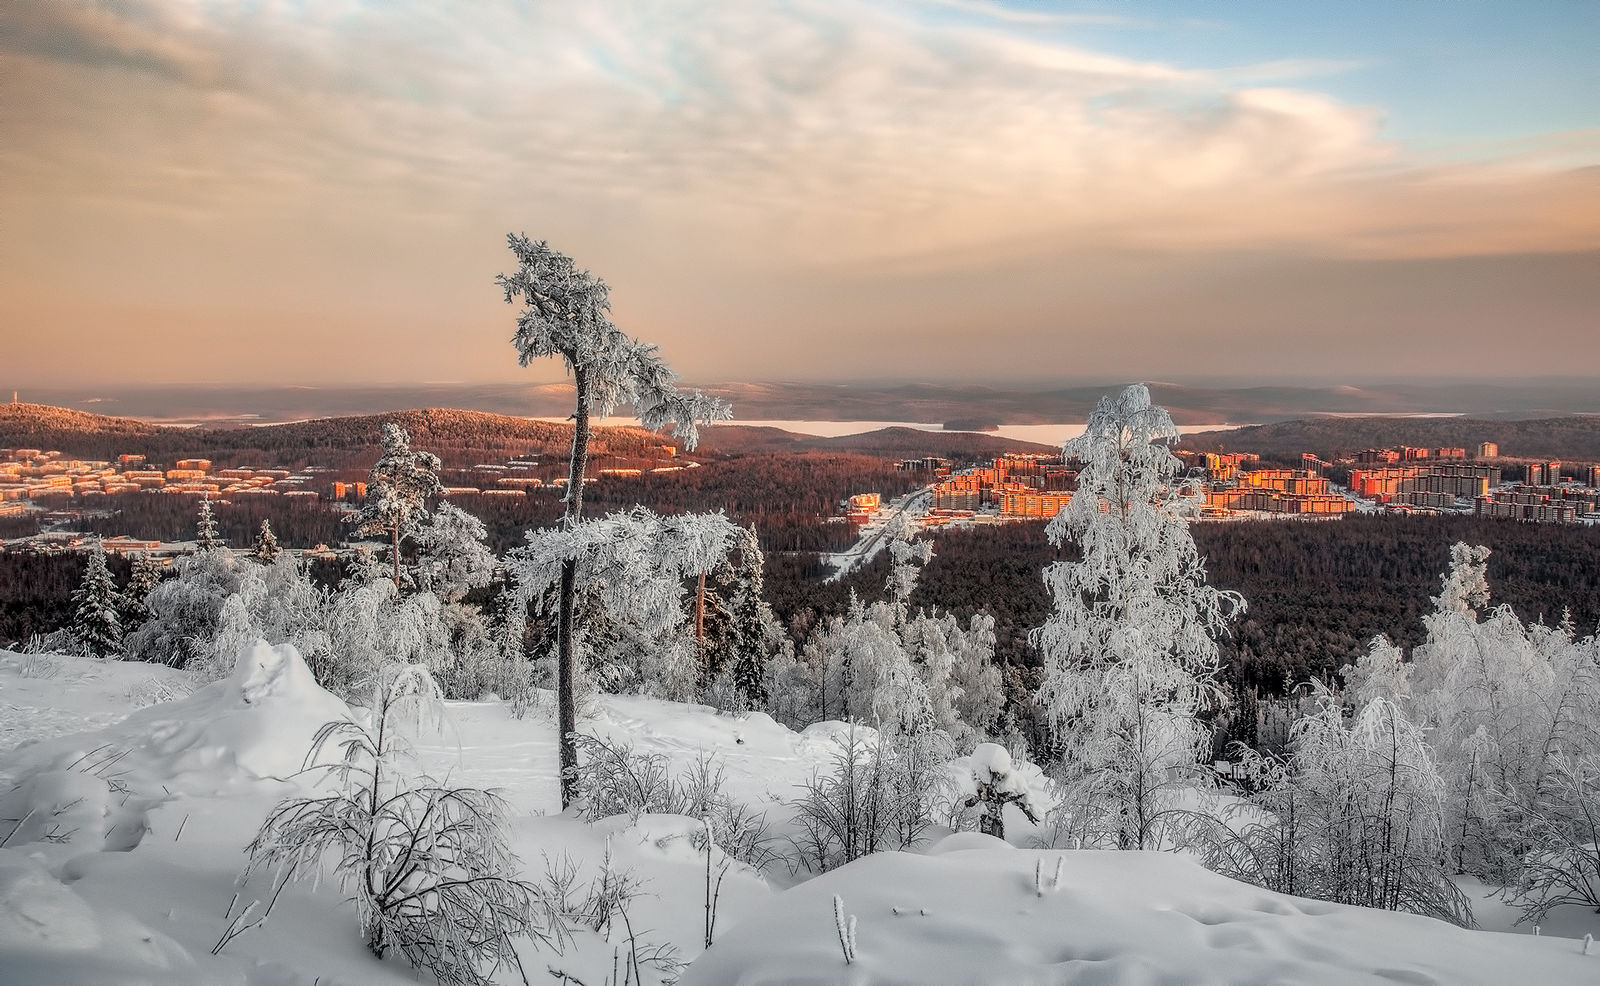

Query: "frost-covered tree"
left=69, top=541, right=123, bottom=658
left=701, top=526, right=789, bottom=709
left=251, top=519, right=282, bottom=564
left=497, top=234, right=731, bottom=808
left=1032, top=384, right=1243, bottom=850
left=901, top=609, right=1003, bottom=750
left=353, top=423, right=443, bottom=590
left=513, top=507, right=739, bottom=715
left=195, top=495, right=224, bottom=552
left=119, top=551, right=165, bottom=635
left=413, top=502, right=496, bottom=604
left=123, top=545, right=243, bottom=667
left=883, top=511, right=933, bottom=615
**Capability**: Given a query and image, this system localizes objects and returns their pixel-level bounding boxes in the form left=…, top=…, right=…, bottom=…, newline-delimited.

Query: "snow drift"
left=5, top=640, right=348, bottom=792
left=682, top=839, right=1598, bottom=985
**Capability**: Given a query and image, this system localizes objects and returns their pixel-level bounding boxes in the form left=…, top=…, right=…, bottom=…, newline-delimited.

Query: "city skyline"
left=2, top=1, right=1597, bottom=387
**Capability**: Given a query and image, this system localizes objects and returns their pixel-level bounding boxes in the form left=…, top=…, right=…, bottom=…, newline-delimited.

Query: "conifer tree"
left=252, top=518, right=282, bottom=564
left=195, top=495, right=224, bottom=552
left=70, top=541, right=123, bottom=658
left=702, top=526, right=782, bottom=707
left=353, top=423, right=443, bottom=590
left=497, top=234, right=730, bottom=807
left=121, top=551, right=165, bottom=634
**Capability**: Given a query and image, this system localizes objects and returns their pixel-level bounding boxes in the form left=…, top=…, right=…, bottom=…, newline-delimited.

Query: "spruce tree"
left=252, top=519, right=282, bottom=564
left=71, top=541, right=124, bottom=658
left=196, top=495, right=224, bottom=552
left=120, top=551, right=164, bottom=634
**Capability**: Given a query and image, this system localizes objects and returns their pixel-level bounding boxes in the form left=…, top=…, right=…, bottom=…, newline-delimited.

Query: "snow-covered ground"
left=1, top=648, right=1596, bottom=985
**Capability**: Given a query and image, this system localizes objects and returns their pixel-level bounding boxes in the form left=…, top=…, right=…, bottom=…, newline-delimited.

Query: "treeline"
left=76, top=494, right=354, bottom=548
left=0, top=550, right=112, bottom=642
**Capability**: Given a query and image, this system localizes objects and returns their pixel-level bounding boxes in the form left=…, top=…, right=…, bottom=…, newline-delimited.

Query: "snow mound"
left=682, top=848, right=1599, bottom=986
left=3, top=640, right=350, bottom=802
left=0, top=850, right=223, bottom=984
left=924, top=831, right=1011, bottom=855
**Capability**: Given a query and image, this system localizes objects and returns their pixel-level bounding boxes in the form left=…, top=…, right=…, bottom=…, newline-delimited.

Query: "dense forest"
left=23, top=451, right=925, bottom=556
left=759, top=514, right=1600, bottom=701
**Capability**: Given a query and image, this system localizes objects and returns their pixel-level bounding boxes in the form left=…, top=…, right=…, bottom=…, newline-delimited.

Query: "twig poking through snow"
left=833, top=894, right=857, bottom=964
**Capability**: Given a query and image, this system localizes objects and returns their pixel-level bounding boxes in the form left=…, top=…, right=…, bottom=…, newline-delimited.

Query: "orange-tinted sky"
left=2, top=1, right=1597, bottom=388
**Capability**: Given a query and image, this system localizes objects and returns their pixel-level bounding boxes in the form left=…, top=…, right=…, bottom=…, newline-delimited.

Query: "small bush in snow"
left=962, top=743, right=1042, bottom=842
left=1502, top=751, right=1600, bottom=926
left=245, top=664, right=555, bottom=985
left=572, top=734, right=774, bottom=869
left=787, top=726, right=942, bottom=873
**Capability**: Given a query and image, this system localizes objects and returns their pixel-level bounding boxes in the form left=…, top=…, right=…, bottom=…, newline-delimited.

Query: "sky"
left=1, top=0, right=1597, bottom=388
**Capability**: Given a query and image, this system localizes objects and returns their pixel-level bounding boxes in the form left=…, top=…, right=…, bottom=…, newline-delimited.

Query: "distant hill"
left=696, top=424, right=1057, bottom=458
left=0, top=404, right=664, bottom=468
left=1183, top=416, right=1600, bottom=463
left=18, top=378, right=1600, bottom=427
left=0, top=403, right=1051, bottom=467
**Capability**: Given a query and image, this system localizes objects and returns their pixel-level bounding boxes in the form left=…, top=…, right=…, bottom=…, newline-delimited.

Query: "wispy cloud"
left=0, top=0, right=1596, bottom=385
left=4, top=0, right=1591, bottom=271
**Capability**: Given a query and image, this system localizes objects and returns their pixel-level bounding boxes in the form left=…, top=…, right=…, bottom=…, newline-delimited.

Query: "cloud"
left=3, top=0, right=1594, bottom=272
left=0, top=1, right=1596, bottom=387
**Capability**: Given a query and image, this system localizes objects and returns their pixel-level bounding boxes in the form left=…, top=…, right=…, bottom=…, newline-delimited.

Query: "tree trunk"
left=695, top=570, right=707, bottom=659
left=557, top=366, right=592, bottom=810
left=391, top=522, right=401, bottom=590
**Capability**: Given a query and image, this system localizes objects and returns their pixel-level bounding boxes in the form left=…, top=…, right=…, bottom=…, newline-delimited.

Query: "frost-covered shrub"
left=571, top=734, right=774, bottom=869
left=123, top=547, right=242, bottom=668
left=1184, top=687, right=1471, bottom=927
left=245, top=664, right=554, bottom=985
left=786, top=726, right=947, bottom=873
left=1341, top=544, right=1600, bottom=884
left=1502, top=751, right=1600, bottom=926
left=959, top=743, right=1043, bottom=842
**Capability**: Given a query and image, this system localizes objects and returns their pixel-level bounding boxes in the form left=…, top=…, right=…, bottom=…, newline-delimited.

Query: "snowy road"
left=823, top=485, right=933, bottom=581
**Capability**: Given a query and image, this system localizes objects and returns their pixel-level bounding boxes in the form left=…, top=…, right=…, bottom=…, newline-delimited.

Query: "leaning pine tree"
left=71, top=540, right=123, bottom=658
left=1032, top=383, right=1243, bottom=849
left=497, top=234, right=729, bottom=808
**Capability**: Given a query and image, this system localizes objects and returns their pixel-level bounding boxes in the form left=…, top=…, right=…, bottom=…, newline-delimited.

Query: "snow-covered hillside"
left=2, top=647, right=1596, bottom=985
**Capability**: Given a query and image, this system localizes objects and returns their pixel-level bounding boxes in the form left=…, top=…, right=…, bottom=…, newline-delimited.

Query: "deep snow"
left=1, top=646, right=1596, bottom=985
